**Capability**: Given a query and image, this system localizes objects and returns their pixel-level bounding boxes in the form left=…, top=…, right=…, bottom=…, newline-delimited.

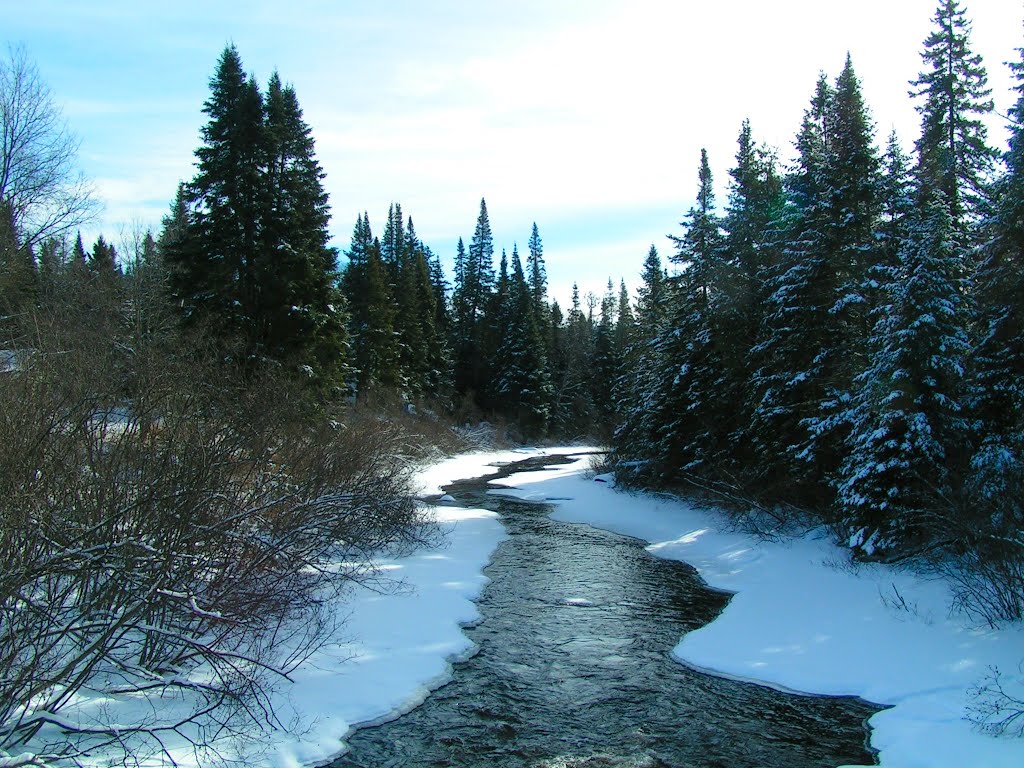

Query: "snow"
left=490, top=452, right=1024, bottom=768
left=264, top=449, right=546, bottom=768
left=12, top=446, right=1024, bottom=767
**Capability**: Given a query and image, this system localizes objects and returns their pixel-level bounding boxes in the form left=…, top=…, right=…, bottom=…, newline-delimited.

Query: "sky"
left=4, top=0, right=1022, bottom=305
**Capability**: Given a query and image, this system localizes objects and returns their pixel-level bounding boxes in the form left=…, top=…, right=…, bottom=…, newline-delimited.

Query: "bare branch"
left=0, top=44, right=100, bottom=247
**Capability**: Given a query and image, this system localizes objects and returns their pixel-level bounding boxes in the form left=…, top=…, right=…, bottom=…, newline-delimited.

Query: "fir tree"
left=717, top=119, right=786, bottom=486
left=590, top=278, right=621, bottom=431
left=258, top=72, right=348, bottom=382
left=910, top=0, right=996, bottom=230
left=526, top=222, right=548, bottom=317
left=492, top=246, right=553, bottom=436
left=551, top=283, right=596, bottom=435
left=613, top=245, right=668, bottom=477
left=381, top=202, right=405, bottom=280
left=635, top=244, right=667, bottom=329
left=87, top=235, right=119, bottom=284
left=653, top=148, right=732, bottom=478
left=168, top=47, right=347, bottom=386
left=452, top=198, right=495, bottom=397
left=837, top=194, right=970, bottom=555
left=613, top=279, right=634, bottom=359
left=343, top=215, right=398, bottom=393
left=964, top=42, right=1024, bottom=545
left=169, top=45, right=265, bottom=343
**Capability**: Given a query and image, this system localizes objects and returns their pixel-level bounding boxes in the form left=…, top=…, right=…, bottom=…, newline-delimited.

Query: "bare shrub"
left=0, top=292, right=430, bottom=763
left=967, top=665, right=1024, bottom=738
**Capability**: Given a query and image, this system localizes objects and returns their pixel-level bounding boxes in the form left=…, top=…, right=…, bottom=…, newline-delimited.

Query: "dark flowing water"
left=331, top=453, right=879, bottom=768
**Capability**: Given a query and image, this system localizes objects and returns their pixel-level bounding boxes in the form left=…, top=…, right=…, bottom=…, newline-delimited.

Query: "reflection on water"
left=331, top=454, right=878, bottom=768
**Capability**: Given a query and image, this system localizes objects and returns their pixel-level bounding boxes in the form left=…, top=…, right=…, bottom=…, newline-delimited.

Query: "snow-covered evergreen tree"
left=651, top=148, right=732, bottom=479
left=962, top=42, right=1024, bottom=568
left=452, top=198, right=495, bottom=397
left=492, top=246, right=553, bottom=436
left=837, top=194, right=969, bottom=555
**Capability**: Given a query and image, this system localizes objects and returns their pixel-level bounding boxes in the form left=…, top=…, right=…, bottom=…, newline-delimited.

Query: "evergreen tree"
left=36, top=237, right=61, bottom=298
left=167, top=47, right=347, bottom=386
left=526, top=222, right=548, bottom=317
left=258, top=72, right=348, bottom=382
left=910, top=0, right=996, bottom=230
left=964, top=42, right=1024, bottom=542
left=651, top=148, right=733, bottom=478
left=613, top=245, right=668, bottom=476
left=590, top=278, right=620, bottom=431
left=420, top=241, right=453, bottom=400
left=0, top=200, right=36, bottom=345
left=747, top=62, right=881, bottom=500
left=800, top=58, right=883, bottom=489
left=342, top=215, right=399, bottom=393
left=394, top=216, right=427, bottom=391
left=381, top=202, right=405, bottom=279
left=481, top=246, right=511, bottom=410
left=158, top=184, right=190, bottom=262
left=635, top=244, right=668, bottom=329
left=718, top=120, right=786, bottom=484
left=613, top=279, right=634, bottom=359
left=452, top=198, right=495, bottom=397
left=88, top=235, right=119, bottom=281
left=877, top=133, right=917, bottom=290
left=837, top=194, right=970, bottom=555
left=492, top=246, right=553, bottom=436
left=551, top=283, right=596, bottom=435
left=168, top=45, right=265, bottom=344
left=69, top=232, right=89, bottom=282
left=747, top=74, right=839, bottom=497
left=723, top=119, right=784, bottom=359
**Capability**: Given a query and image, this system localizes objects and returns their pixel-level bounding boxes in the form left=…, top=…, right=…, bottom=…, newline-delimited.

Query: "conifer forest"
left=2, top=0, right=1024, bottom=763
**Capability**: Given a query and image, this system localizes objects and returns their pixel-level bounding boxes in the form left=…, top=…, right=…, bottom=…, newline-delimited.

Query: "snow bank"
left=29, top=446, right=1021, bottom=767
left=266, top=449, right=541, bottom=767
left=493, top=453, right=1024, bottom=768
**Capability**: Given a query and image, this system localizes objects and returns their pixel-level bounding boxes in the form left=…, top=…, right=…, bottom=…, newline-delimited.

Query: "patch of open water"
left=331, top=454, right=879, bottom=767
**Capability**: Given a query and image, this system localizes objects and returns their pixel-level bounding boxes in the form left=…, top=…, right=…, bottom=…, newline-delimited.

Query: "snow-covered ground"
left=260, top=448, right=543, bottom=768
left=10, top=447, right=1023, bottom=767
left=490, top=451, right=1024, bottom=768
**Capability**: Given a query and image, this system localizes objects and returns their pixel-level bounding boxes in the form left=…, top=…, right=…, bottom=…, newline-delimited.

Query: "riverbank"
left=19, top=447, right=1019, bottom=767
left=490, top=452, right=1024, bottom=767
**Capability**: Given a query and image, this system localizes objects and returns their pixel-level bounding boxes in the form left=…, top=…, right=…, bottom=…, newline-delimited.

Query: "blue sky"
left=5, top=0, right=1021, bottom=304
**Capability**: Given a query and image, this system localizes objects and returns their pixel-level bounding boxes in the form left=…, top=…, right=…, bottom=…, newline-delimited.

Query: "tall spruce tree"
left=651, top=148, right=732, bottom=479
left=452, top=198, right=495, bottom=397
left=342, top=214, right=398, bottom=393
left=167, top=46, right=346, bottom=385
left=590, top=278, right=621, bottom=432
left=526, top=222, right=548, bottom=317
left=168, top=45, right=265, bottom=344
left=837, top=194, right=970, bottom=555
left=964, top=42, right=1024, bottom=542
left=748, top=74, right=840, bottom=497
left=492, top=246, right=553, bottom=436
left=259, top=72, right=348, bottom=381
left=910, top=0, right=996, bottom=231
left=551, top=283, right=596, bottom=435
left=717, top=120, right=788, bottom=487
left=613, top=245, right=668, bottom=477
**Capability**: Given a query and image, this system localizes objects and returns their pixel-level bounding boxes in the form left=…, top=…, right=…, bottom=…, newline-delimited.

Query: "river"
left=331, top=452, right=879, bottom=767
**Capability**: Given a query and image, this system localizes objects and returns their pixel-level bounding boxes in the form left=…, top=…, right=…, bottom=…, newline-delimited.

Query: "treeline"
left=611, top=1, right=1024, bottom=622
left=340, top=199, right=635, bottom=439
